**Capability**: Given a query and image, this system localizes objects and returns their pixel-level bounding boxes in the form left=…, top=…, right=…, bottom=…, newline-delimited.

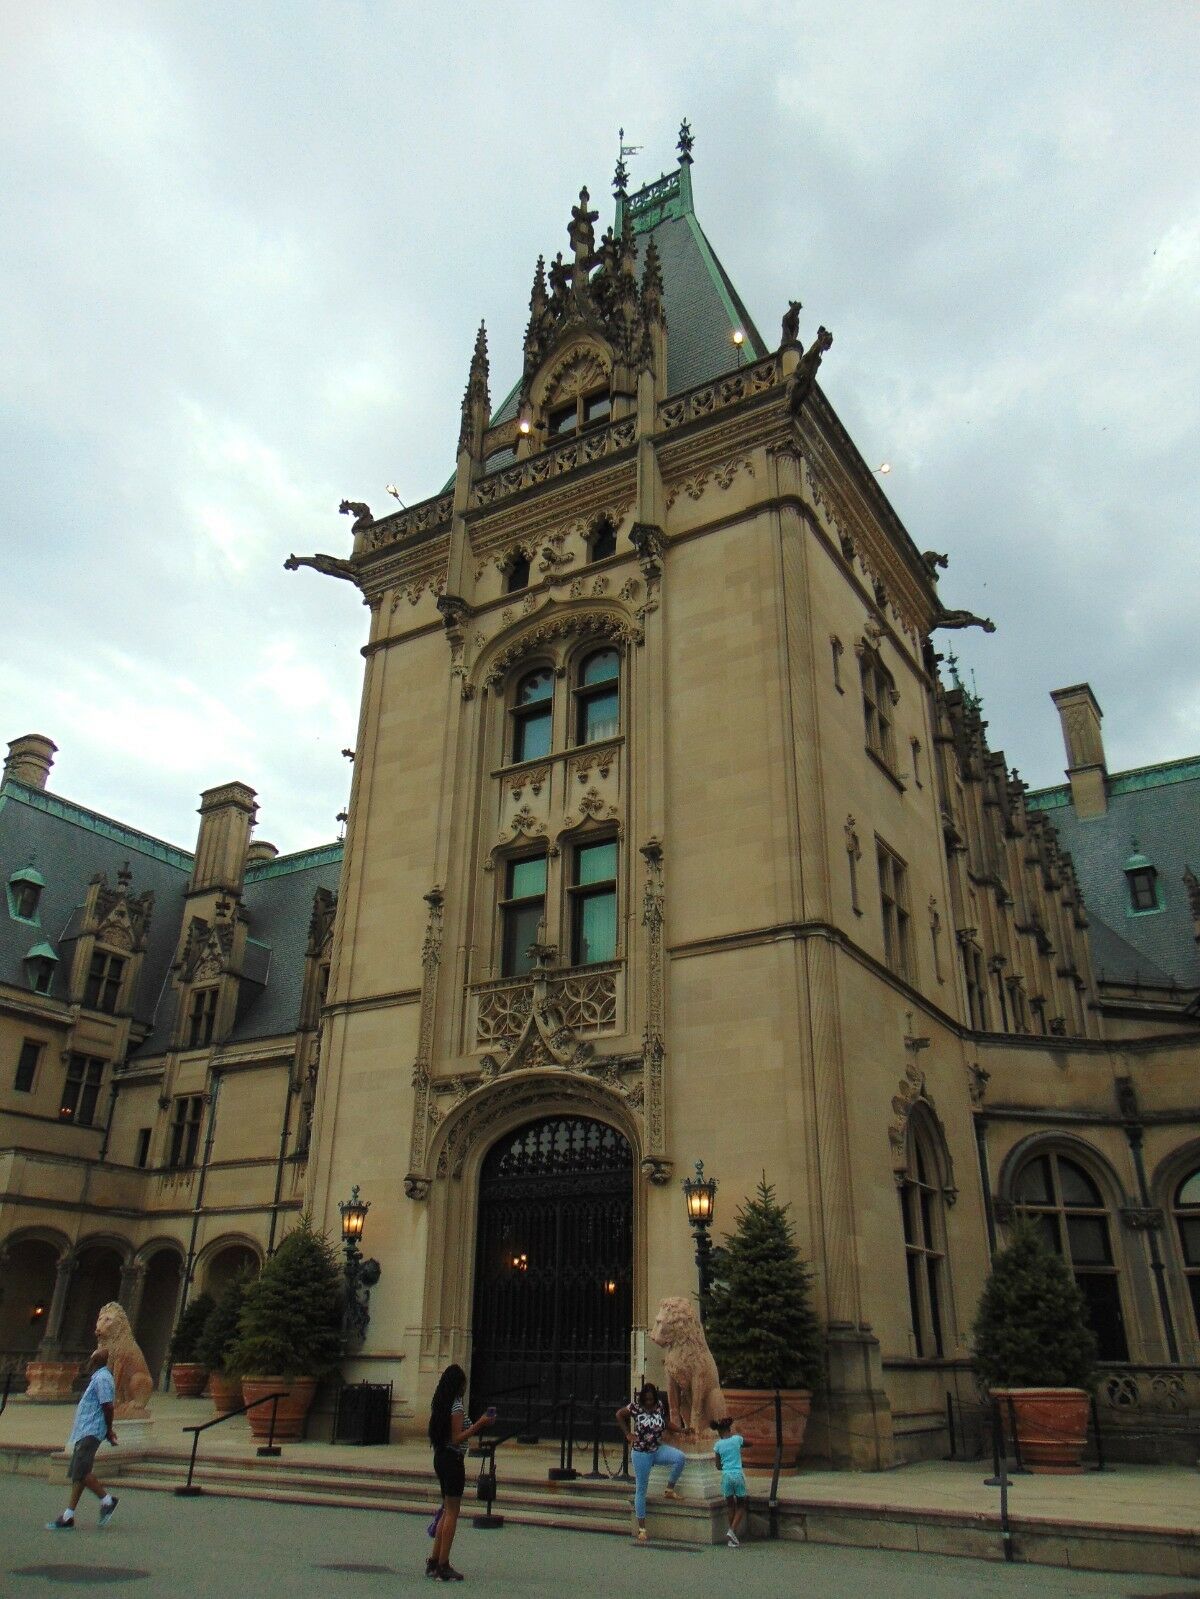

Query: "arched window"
left=574, top=649, right=620, bottom=745
left=1173, top=1168, right=1200, bottom=1335
left=511, top=668, right=554, bottom=763
left=899, top=1113, right=948, bottom=1357
left=588, top=518, right=617, bottom=563
left=549, top=389, right=612, bottom=439
left=1012, top=1150, right=1129, bottom=1360
left=505, top=553, right=531, bottom=594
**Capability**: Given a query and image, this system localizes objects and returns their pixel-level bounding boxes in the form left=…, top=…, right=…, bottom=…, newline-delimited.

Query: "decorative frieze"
left=664, top=455, right=754, bottom=510
left=473, top=417, right=636, bottom=509
left=657, top=359, right=778, bottom=432
left=361, top=494, right=453, bottom=554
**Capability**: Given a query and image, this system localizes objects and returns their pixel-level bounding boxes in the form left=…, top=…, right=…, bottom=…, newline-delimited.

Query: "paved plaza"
left=3, top=1474, right=1200, bottom=1599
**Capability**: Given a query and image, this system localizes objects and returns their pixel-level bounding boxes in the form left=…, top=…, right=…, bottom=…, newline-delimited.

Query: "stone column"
left=119, top=1261, right=147, bottom=1327
left=24, top=1250, right=79, bottom=1401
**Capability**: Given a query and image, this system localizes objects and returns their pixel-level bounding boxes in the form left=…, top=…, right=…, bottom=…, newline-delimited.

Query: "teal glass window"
left=571, top=840, right=617, bottom=965
left=575, top=649, right=620, bottom=745
left=512, top=668, right=554, bottom=763
left=502, top=854, right=547, bottom=976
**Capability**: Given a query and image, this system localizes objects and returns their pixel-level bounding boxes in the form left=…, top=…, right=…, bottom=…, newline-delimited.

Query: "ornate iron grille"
left=470, top=1116, right=633, bottom=1415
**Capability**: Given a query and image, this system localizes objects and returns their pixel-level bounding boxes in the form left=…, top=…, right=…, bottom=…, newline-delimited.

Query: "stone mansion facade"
left=3, top=132, right=1198, bottom=1464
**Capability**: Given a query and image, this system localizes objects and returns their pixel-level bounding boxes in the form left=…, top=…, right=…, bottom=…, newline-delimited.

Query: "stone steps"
left=115, top=1453, right=633, bottom=1536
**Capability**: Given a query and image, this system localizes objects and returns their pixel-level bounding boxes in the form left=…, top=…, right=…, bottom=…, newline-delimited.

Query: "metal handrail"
left=175, top=1390, right=289, bottom=1496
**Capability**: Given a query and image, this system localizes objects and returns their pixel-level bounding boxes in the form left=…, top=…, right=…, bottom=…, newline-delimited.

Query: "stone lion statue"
left=95, top=1302, right=153, bottom=1420
left=649, top=1295, right=726, bottom=1436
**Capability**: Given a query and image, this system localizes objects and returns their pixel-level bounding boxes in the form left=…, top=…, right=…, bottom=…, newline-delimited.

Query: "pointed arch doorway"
left=470, top=1115, right=633, bottom=1414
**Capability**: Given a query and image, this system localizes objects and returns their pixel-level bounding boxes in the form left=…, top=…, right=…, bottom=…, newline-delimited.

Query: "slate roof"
left=1027, top=757, right=1200, bottom=988
left=488, top=162, right=769, bottom=436
left=1, top=775, right=343, bottom=1055
left=0, top=779, right=191, bottom=1025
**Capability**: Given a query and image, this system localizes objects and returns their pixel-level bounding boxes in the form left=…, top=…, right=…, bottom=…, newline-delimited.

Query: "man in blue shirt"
left=46, top=1349, right=119, bottom=1530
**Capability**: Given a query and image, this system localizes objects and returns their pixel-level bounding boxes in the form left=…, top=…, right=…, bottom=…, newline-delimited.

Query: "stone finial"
left=781, top=299, right=802, bottom=347
left=3, top=734, right=57, bottom=791
left=641, top=238, right=665, bottom=317
left=568, top=187, right=599, bottom=273
left=677, top=118, right=695, bottom=163
left=613, top=154, right=629, bottom=195
left=458, top=320, right=491, bottom=455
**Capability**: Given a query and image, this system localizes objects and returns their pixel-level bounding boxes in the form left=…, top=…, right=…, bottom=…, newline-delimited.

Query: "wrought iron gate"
left=470, top=1116, right=633, bottom=1413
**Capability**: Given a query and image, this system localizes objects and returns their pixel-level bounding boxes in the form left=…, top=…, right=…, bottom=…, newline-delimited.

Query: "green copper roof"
left=1026, top=754, right=1200, bottom=812
left=244, top=841, right=344, bottom=881
left=24, top=940, right=57, bottom=962
left=8, top=863, right=45, bottom=887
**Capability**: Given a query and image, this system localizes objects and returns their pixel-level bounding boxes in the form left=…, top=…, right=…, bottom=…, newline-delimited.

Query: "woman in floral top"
left=616, top=1382, right=685, bottom=1542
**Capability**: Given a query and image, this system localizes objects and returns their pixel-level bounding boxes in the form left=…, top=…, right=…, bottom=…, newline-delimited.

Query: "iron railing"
left=175, top=1391, right=289, bottom=1495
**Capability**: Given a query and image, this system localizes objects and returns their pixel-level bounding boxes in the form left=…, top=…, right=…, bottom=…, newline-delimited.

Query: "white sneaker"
left=726, top=1530, right=740, bottom=1548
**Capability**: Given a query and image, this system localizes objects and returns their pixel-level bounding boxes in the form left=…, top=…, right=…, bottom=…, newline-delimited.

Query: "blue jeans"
left=632, top=1444, right=685, bottom=1518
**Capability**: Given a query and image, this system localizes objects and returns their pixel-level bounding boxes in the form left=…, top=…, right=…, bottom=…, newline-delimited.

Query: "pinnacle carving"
left=459, top=321, right=490, bottom=454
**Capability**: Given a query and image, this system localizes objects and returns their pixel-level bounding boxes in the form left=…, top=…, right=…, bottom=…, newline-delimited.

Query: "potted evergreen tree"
left=227, top=1216, right=345, bottom=1440
left=196, top=1272, right=253, bottom=1418
left=167, top=1292, right=215, bottom=1397
left=704, top=1175, right=823, bottom=1468
left=972, top=1220, right=1097, bottom=1473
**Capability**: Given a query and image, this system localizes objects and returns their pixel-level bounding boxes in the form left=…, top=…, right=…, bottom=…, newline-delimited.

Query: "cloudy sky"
left=2, top=1, right=1197, bottom=854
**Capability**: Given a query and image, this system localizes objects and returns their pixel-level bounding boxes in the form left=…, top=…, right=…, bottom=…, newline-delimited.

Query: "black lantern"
left=681, top=1160, right=718, bottom=1324
left=338, top=1186, right=381, bottom=1341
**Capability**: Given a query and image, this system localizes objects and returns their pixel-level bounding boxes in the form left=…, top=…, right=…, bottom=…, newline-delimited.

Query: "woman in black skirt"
left=427, top=1364, right=495, bottom=1581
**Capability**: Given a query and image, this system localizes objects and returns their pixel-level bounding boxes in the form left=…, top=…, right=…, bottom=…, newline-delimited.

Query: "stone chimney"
left=246, top=840, right=279, bottom=866
left=3, top=734, right=57, bottom=791
left=190, top=782, right=258, bottom=895
left=1051, top=684, right=1108, bottom=818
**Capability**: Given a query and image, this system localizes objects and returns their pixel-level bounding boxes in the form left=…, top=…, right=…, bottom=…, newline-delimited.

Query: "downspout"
left=1125, top=1119, right=1179, bottom=1364
left=266, top=1048, right=301, bottom=1257
left=974, top=1113, right=997, bottom=1256
left=179, top=1070, right=222, bottom=1317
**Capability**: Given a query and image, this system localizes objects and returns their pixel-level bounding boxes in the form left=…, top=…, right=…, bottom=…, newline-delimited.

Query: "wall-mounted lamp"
left=339, top=1185, right=381, bottom=1341
left=874, top=462, right=891, bottom=475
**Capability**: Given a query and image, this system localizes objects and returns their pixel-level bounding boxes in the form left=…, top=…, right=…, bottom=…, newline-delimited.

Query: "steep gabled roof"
left=1027, top=757, right=1200, bottom=988
left=488, top=158, right=768, bottom=434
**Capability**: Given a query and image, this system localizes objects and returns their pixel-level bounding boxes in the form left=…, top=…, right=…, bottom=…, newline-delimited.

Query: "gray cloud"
left=2, top=1, right=1196, bottom=849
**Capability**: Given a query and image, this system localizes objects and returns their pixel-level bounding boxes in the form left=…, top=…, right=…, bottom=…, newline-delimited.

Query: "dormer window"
left=1124, top=846, right=1162, bottom=914
left=84, top=950, right=125, bottom=1014
left=548, top=388, right=611, bottom=440
left=506, top=553, right=531, bottom=594
left=187, top=986, right=219, bottom=1049
left=24, top=942, right=57, bottom=994
left=7, top=866, right=44, bottom=923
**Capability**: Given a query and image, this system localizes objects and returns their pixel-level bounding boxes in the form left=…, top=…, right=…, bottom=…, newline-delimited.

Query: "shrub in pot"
left=167, top=1292, right=215, bottom=1397
left=972, top=1219, right=1097, bottom=1473
left=705, top=1175, right=823, bottom=1468
left=227, top=1216, right=345, bottom=1441
left=196, top=1272, right=252, bottom=1418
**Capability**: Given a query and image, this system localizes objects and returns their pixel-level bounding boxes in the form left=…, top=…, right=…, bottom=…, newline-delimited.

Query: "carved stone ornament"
left=966, top=1061, right=990, bottom=1108
left=178, top=916, right=234, bottom=984
left=404, top=887, right=446, bottom=1188
left=665, top=457, right=753, bottom=510
left=481, top=611, right=640, bottom=688
left=1119, top=1204, right=1164, bottom=1231
left=93, top=870, right=154, bottom=953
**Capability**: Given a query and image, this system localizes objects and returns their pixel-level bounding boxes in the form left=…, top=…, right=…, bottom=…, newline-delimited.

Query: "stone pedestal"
left=23, top=1360, right=79, bottom=1403
left=814, top=1325, right=895, bottom=1470
left=104, top=1417, right=154, bottom=1453
left=641, top=1450, right=727, bottom=1545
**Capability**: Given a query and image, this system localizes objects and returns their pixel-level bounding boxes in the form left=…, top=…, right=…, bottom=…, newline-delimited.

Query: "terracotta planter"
left=992, top=1387, right=1090, bottom=1474
left=209, top=1372, right=242, bottom=1418
left=240, top=1376, right=317, bottom=1442
left=721, top=1388, right=813, bottom=1469
left=170, top=1362, right=207, bottom=1399
left=23, top=1359, right=80, bottom=1403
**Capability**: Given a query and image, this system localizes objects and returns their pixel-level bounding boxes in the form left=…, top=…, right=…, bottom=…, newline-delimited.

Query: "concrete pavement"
left=5, top=1473, right=1200, bottom=1598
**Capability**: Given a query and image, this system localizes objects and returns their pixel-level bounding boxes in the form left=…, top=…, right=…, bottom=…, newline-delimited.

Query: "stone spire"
left=458, top=321, right=490, bottom=457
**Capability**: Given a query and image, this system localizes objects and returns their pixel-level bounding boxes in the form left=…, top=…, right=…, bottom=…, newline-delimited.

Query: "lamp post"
left=681, top=1160, right=718, bottom=1325
left=339, top=1186, right=381, bottom=1341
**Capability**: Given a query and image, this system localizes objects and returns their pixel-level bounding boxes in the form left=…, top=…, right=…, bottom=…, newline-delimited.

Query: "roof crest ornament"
left=677, top=118, right=694, bottom=163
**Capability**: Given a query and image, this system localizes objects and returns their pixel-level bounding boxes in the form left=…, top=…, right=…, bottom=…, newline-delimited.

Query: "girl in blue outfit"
left=616, top=1382, right=685, bottom=1542
left=713, top=1416, right=747, bottom=1547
